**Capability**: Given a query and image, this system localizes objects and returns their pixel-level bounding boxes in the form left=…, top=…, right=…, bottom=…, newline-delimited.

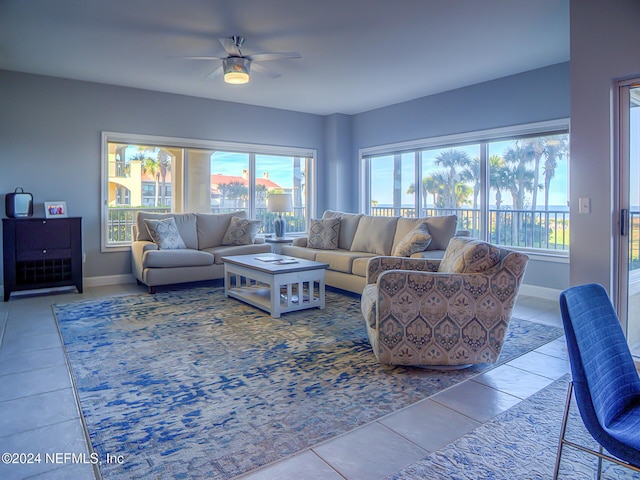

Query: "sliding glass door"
left=617, top=80, right=640, bottom=357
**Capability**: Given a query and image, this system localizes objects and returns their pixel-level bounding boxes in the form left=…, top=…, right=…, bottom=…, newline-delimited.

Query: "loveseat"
left=131, top=211, right=271, bottom=293
left=361, top=237, right=529, bottom=367
left=281, top=210, right=459, bottom=294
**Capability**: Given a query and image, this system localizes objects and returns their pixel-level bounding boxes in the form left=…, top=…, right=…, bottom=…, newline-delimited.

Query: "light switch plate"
left=579, top=197, right=591, bottom=214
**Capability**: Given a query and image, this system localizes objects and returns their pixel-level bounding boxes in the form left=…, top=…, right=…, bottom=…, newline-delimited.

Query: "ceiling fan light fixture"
left=223, top=57, right=250, bottom=84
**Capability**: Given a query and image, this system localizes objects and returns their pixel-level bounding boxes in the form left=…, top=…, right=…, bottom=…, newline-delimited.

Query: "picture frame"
left=44, top=201, right=68, bottom=218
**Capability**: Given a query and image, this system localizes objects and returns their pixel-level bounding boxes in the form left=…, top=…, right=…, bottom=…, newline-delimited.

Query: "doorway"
left=618, top=80, right=640, bottom=358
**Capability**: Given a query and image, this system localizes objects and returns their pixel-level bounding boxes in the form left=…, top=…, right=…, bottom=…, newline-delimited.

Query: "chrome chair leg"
left=597, top=445, right=604, bottom=480
left=553, top=382, right=574, bottom=480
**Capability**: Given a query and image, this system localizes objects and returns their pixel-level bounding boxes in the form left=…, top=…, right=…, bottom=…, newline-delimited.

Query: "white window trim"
left=101, top=131, right=317, bottom=252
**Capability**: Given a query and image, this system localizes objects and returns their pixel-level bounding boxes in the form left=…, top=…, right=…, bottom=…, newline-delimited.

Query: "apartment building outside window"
left=361, top=120, right=570, bottom=254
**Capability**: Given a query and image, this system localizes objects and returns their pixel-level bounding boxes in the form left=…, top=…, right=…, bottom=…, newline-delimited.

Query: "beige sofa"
left=131, top=211, right=271, bottom=293
left=281, top=210, right=459, bottom=294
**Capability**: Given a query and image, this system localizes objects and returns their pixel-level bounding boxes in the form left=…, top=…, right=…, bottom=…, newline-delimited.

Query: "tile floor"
left=0, top=285, right=569, bottom=480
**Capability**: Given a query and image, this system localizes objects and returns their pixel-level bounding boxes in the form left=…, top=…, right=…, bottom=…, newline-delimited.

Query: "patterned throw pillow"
left=222, top=216, right=261, bottom=246
left=308, top=218, right=340, bottom=250
left=438, top=237, right=501, bottom=273
left=392, top=222, right=432, bottom=257
left=143, top=217, right=187, bottom=250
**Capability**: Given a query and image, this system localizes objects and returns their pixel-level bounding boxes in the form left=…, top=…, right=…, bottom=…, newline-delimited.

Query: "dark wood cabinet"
left=3, top=217, right=83, bottom=301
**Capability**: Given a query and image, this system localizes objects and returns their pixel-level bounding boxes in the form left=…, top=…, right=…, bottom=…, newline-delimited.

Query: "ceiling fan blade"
left=176, top=56, right=225, bottom=61
left=248, top=52, right=301, bottom=62
left=205, top=65, right=224, bottom=80
left=251, top=62, right=281, bottom=79
left=219, top=37, right=242, bottom=56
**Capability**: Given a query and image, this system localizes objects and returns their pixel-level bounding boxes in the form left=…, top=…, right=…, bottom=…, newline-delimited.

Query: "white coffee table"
left=221, top=254, right=329, bottom=318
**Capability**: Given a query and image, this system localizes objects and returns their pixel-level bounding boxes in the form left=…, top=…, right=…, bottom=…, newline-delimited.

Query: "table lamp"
left=267, top=193, right=293, bottom=238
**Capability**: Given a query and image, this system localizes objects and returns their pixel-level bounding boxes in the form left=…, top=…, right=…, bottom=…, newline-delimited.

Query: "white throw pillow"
left=143, top=217, right=187, bottom=250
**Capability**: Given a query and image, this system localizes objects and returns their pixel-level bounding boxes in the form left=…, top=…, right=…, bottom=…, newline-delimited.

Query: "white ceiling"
left=0, top=0, right=569, bottom=116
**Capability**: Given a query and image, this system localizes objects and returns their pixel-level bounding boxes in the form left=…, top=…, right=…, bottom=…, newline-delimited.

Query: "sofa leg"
left=136, top=279, right=142, bottom=286
left=149, top=286, right=156, bottom=294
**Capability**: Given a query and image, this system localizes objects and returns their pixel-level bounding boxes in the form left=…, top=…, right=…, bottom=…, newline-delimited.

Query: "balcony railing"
left=371, top=206, right=570, bottom=251
left=107, top=206, right=307, bottom=244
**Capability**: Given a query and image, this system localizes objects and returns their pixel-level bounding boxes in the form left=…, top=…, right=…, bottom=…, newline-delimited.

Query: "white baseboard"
left=520, top=284, right=562, bottom=301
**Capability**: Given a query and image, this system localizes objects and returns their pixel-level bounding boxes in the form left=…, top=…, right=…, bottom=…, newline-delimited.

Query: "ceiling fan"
left=179, top=35, right=301, bottom=84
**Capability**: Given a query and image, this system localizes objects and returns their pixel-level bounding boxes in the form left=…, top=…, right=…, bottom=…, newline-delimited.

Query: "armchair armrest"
left=366, top=256, right=440, bottom=285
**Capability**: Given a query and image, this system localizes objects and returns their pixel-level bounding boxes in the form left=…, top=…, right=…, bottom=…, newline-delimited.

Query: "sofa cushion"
left=204, top=243, right=272, bottom=264
left=350, top=216, right=399, bottom=255
left=280, top=244, right=318, bottom=261
left=143, top=217, right=187, bottom=250
left=424, top=215, right=458, bottom=251
left=136, top=212, right=198, bottom=249
left=438, top=237, right=502, bottom=273
left=392, top=222, right=432, bottom=257
left=197, top=211, right=247, bottom=249
left=143, top=249, right=214, bottom=268
left=322, top=210, right=363, bottom=250
left=308, top=218, right=340, bottom=250
left=315, top=249, right=366, bottom=274
left=222, top=216, right=261, bottom=246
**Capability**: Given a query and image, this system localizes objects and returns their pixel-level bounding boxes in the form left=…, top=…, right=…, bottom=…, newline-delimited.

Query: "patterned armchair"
left=360, top=238, right=529, bottom=367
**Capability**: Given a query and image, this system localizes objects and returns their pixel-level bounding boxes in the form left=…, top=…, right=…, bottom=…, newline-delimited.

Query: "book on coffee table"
left=255, top=255, right=282, bottom=262
left=276, top=258, right=298, bottom=265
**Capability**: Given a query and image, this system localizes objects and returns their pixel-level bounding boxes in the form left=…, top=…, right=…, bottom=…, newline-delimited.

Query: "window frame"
left=101, top=131, right=316, bottom=252
left=360, top=119, right=570, bottom=257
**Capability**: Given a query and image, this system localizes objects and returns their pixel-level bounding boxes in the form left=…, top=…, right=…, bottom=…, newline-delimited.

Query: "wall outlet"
left=579, top=197, right=591, bottom=214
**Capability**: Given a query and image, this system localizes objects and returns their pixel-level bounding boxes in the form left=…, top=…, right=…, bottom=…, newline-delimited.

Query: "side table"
left=265, top=236, right=294, bottom=254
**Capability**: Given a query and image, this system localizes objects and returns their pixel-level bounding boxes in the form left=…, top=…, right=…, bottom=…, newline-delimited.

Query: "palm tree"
left=503, top=141, right=536, bottom=211
left=543, top=135, right=569, bottom=211
left=408, top=174, right=448, bottom=213
left=489, top=155, right=509, bottom=208
left=226, top=181, right=248, bottom=208
left=134, top=146, right=171, bottom=207
left=434, top=149, right=472, bottom=208
left=525, top=137, right=546, bottom=211
left=157, top=149, right=171, bottom=206
left=461, top=157, right=481, bottom=211
left=141, top=157, right=161, bottom=207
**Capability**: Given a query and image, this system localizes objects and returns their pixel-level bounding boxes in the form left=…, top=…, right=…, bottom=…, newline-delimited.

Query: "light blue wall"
left=0, top=71, right=324, bottom=279
left=322, top=114, right=354, bottom=213
left=350, top=63, right=571, bottom=291
left=353, top=63, right=570, bottom=154
left=569, top=0, right=640, bottom=294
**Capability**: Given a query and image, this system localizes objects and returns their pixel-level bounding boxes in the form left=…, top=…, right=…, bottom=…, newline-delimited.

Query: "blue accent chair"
left=554, top=283, right=640, bottom=479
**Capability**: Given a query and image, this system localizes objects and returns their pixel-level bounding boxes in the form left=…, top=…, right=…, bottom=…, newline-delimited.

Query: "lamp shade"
left=267, top=193, right=293, bottom=213
left=223, top=57, right=250, bottom=84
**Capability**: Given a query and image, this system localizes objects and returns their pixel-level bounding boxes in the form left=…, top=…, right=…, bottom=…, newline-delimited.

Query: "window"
left=362, top=121, right=570, bottom=254
left=102, top=133, right=315, bottom=250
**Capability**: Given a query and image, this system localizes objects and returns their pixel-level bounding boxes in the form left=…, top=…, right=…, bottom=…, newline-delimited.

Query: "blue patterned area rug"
left=54, top=286, right=562, bottom=479
left=388, top=375, right=640, bottom=479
